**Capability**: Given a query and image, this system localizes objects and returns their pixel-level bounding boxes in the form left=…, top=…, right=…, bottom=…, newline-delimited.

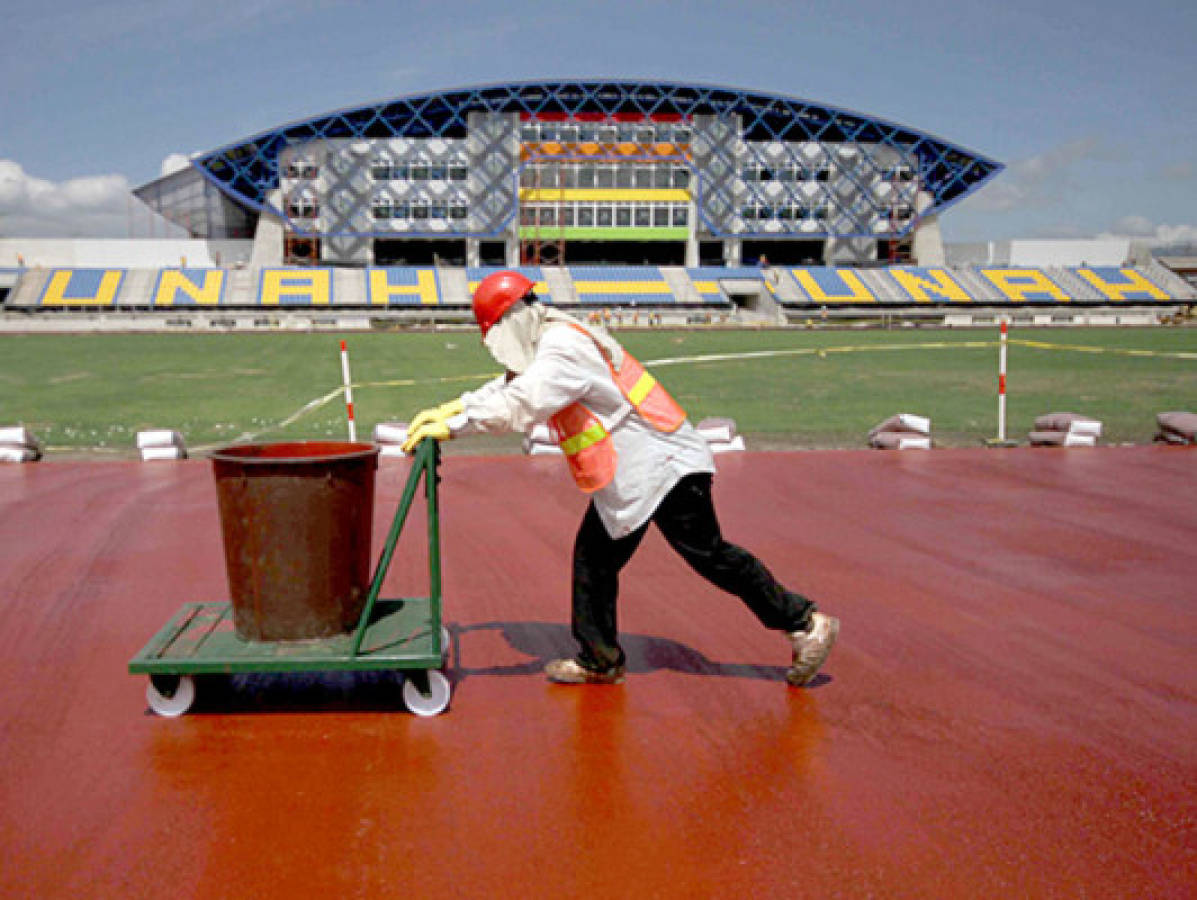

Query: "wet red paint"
left=0, top=447, right=1193, bottom=896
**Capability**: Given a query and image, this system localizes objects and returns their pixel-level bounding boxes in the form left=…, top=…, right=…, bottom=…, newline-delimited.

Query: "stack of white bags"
left=0, top=426, right=42, bottom=463
left=1154, top=411, right=1197, bottom=445
left=523, top=422, right=562, bottom=456
left=1028, top=413, right=1102, bottom=447
left=696, top=417, right=745, bottom=454
left=868, top=414, right=932, bottom=450
left=136, top=430, right=187, bottom=461
left=373, top=422, right=411, bottom=457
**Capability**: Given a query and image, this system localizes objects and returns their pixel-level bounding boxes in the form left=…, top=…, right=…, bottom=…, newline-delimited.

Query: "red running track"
left=0, top=447, right=1193, bottom=897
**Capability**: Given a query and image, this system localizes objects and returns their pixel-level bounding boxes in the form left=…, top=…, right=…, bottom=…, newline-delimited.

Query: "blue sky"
left=1, top=0, right=1194, bottom=245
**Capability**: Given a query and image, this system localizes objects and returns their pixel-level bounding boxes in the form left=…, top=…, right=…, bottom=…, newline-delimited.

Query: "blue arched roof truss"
left=193, top=79, right=1002, bottom=233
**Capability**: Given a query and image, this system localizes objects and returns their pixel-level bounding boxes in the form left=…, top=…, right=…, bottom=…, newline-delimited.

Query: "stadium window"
left=449, top=164, right=468, bottom=182
left=672, top=206, right=688, bottom=227
left=561, top=207, right=575, bottom=227
left=449, top=204, right=467, bottom=220
left=287, top=189, right=317, bottom=218
left=393, top=202, right=410, bottom=220
left=653, top=207, right=670, bottom=228
left=579, top=125, right=597, bottom=142
left=541, top=167, right=559, bottom=188
left=896, top=205, right=913, bottom=220
left=412, top=204, right=430, bottom=220
left=597, top=207, right=613, bottom=227
left=616, top=167, right=634, bottom=188
left=653, top=167, right=670, bottom=189
left=429, top=164, right=447, bottom=181
left=673, top=167, right=690, bottom=188
left=596, top=166, right=615, bottom=188
left=740, top=165, right=756, bottom=182
left=539, top=207, right=556, bottom=227
left=617, top=123, right=636, bottom=142
left=521, top=125, right=538, bottom=142
left=370, top=161, right=391, bottom=181
left=778, top=204, right=796, bottom=221
left=813, top=205, right=829, bottom=220
left=520, top=208, right=536, bottom=227
left=675, top=126, right=692, bottom=143
left=598, top=126, right=616, bottom=143
left=740, top=205, right=756, bottom=221
left=520, top=168, right=536, bottom=188
left=634, top=206, right=651, bottom=228
left=578, top=165, right=595, bottom=188
left=392, top=163, right=409, bottom=180
left=635, top=167, right=654, bottom=189
left=560, top=125, right=578, bottom=142
left=431, top=203, right=447, bottom=219
left=371, top=197, right=391, bottom=219
left=637, top=126, right=654, bottom=143
left=578, top=206, right=595, bottom=227
left=759, top=167, right=775, bottom=182
left=411, top=163, right=430, bottom=181
left=616, top=205, right=632, bottom=228
left=815, top=167, right=831, bottom=182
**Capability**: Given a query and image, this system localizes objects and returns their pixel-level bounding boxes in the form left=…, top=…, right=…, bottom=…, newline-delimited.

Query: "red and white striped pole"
left=997, top=319, right=1009, bottom=442
left=339, top=339, right=357, bottom=442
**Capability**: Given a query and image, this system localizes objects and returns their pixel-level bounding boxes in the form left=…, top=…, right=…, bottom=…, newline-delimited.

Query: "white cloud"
left=0, top=159, right=182, bottom=238
left=968, top=137, right=1103, bottom=213
left=1099, top=216, right=1197, bottom=248
left=160, top=153, right=192, bottom=177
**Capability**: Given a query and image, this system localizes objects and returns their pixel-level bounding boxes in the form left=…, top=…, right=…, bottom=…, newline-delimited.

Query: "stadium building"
left=1, top=80, right=1192, bottom=323
left=134, top=79, right=1000, bottom=269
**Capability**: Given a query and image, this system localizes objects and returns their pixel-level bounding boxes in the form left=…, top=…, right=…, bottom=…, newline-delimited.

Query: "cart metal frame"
left=129, top=439, right=450, bottom=715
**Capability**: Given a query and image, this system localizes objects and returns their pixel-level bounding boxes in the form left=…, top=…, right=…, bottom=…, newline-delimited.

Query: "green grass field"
left=1, top=326, right=1194, bottom=456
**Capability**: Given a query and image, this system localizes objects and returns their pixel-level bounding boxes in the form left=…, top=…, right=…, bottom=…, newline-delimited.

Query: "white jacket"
left=455, top=322, right=715, bottom=538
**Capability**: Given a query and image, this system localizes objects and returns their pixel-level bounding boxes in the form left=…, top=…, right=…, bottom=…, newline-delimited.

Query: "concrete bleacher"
left=2, top=264, right=1191, bottom=319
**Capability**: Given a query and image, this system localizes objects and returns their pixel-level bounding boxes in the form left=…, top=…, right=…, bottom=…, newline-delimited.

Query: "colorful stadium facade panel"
left=135, top=81, right=1002, bottom=268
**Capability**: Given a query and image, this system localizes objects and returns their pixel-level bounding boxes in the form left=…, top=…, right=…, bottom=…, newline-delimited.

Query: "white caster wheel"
left=146, top=674, right=196, bottom=717
left=403, top=669, right=451, bottom=717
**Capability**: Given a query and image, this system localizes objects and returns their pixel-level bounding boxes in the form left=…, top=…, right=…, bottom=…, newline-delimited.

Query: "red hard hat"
left=473, top=271, right=535, bottom=337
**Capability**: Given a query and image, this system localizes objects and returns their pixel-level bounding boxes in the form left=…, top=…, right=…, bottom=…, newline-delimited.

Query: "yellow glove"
left=401, top=420, right=451, bottom=454
left=408, top=398, right=465, bottom=433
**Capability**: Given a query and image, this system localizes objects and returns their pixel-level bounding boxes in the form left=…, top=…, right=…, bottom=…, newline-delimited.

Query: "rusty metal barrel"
left=211, top=441, right=380, bottom=642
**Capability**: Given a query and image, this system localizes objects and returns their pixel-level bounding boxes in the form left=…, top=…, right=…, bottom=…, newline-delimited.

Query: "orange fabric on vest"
left=547, top=324, right=688, bottom=493
left=549, top=402, right=617, bottom=493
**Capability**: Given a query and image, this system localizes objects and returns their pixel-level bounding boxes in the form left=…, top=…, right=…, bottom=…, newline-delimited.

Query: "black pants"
left=571, top=472, right=815, bottom=671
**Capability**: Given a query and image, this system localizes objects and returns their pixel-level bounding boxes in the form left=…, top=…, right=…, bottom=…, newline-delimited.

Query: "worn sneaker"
left=787, top=613, right=840, bottom=687
left=545, top=658, right=626, bottom=685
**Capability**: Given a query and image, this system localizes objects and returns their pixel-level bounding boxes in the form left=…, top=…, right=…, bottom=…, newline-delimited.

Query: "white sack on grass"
left=0, top=444, right=41, bottom=463
left=697, top=417, right=737, bottom=444
left=868, top=413, right=931, bottom=439
left=1028, top=430, right=1097, bottom=447
left=527, top=422, right=554, bottom=445
left=0, top=426, right=41, bottom=450
left=136, top=429, right=185, bottom=449
left=708, top=435, right=747, bottom=454
left=378, top=444, right=410, bottom=458
left=140, top=445, right=187, bottom=461
left=1033, top=412, right=1103, bottom=437
left=523, top=438, right=563, bottom=456
left=373, top=422, right=410, bottom=444
left=1156, top=411, right=1197, bottom=442
left=870, top=431, right=931, bottom=450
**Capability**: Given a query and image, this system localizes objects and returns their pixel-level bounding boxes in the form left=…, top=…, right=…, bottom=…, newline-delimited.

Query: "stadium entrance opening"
left=562, top=241, right=686, bottom=266
left=374, top=239, right=467, bottom=266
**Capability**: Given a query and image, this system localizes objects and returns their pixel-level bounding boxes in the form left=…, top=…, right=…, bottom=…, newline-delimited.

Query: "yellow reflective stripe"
left=560, top=422, right=607, bottom=456
left=627, top=372, right=656, bottom=406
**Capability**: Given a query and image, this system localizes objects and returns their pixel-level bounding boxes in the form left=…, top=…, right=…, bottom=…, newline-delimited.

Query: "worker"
left=402, top=271, right=838, bottom=686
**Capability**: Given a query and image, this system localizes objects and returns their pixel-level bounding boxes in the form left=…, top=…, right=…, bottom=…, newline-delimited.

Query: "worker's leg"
left=653, top=473, right=814, bottom=631
left=571, top=501, right=648, bottom=671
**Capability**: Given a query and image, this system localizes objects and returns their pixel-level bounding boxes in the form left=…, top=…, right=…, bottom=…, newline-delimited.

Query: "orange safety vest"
left=548, top=324, right=687, bottom=493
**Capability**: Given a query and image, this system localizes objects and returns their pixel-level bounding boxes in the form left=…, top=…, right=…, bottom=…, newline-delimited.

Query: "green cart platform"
left=129, top=439, right=451, bottom=717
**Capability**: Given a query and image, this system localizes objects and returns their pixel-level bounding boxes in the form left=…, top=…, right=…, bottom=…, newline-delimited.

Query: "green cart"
left=129, top=439, right=451, bottom=717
